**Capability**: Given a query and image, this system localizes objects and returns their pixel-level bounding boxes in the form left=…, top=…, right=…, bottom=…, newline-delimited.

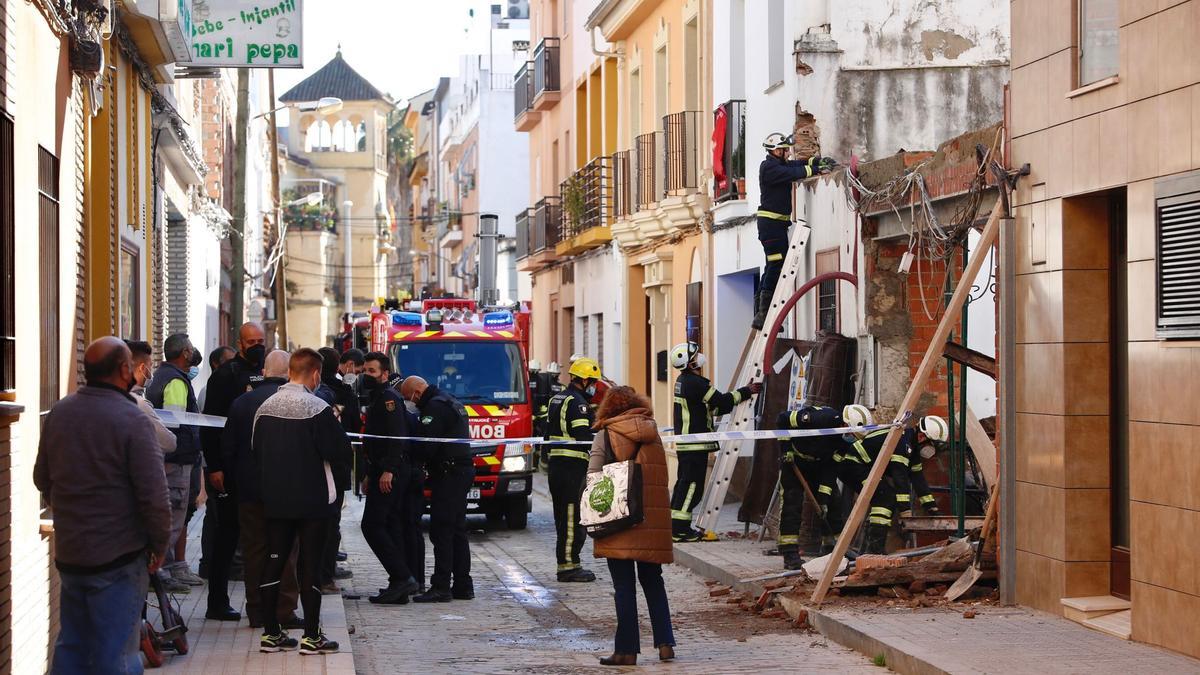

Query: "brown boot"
left=658, top=645, right=675, bottom=662
left=599, top=653, right=637, bottom=666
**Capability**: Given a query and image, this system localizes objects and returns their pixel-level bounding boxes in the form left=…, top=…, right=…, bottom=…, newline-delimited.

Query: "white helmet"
left=545, top=361, right=561, bottom=374
left=669, top=342, right=706, bottom=370
left=919, top=415, right=949, bottom=442
left=528, top=359, right=542, bottom=372
left=842, top=404, right=874, bottom=429
left=763, top=132, right=793, bottom=151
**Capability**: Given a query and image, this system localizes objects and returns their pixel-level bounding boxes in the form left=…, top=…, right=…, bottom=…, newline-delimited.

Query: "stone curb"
left=671, top=543, right=949, bottom=675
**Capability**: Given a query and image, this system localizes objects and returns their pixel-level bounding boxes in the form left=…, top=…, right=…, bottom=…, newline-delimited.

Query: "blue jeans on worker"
left=51, top=555, right=149, bottom=675
left=606, top=558, right=675, bottom=654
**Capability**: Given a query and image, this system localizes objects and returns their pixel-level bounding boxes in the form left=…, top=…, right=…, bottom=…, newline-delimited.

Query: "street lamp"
left=255, top=96, right=344, bottom=120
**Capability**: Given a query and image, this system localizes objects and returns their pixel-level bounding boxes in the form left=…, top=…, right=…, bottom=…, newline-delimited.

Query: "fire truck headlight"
left=501, top=443, right=532, bottom=473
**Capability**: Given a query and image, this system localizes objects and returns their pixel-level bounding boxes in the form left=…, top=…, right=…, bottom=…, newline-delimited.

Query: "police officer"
left=544, top=357, right=601, bottom=582
left=835, top=405, right=919, bottom=554
left=775, top=405, right=842, bottom=569
left=400, top=375, right=475, bottom=603
left=199, top=321, right=267, bottom=618
left=359, top=353, right=420, bottom=605
left=754, top=133, right=837, bottom=329
left=669, top=342, right=761, bottom=542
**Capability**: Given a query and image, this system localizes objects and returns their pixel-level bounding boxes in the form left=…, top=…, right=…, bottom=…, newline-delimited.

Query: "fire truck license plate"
left=467, top=488, right=481, bottom=501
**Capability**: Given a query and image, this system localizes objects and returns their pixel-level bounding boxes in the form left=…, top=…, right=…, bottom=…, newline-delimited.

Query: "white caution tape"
left=155, top=408, right=900, bottom=448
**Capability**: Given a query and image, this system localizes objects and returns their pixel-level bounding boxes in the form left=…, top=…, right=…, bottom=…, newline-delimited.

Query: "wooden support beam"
left=811, top=204, right=1003, bottom=604
left=942, top=340, right=997, bottom=378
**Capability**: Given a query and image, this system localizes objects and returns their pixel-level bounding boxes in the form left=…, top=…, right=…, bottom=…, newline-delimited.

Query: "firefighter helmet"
left=842, top=404, right=874, bottom=429
left=669, top=342, right=706, bottom=370
left=568, top=357, right=602, bottom=381
left=545, top=361, right=561, bottom=374
left=528, top=358, right=542, bottom=373
left=919, top=415, right=949, bottom=442
left=763, top=132, right=794, bottom=151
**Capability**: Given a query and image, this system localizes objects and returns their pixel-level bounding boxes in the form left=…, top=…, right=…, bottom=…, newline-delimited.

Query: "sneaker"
left=171, top=568, right=205, bottom=586
left=299, top=634, right=339, bottom=655
left=260, top=631, right=299, bottom=653
left=672, top=529, right=703, bottom=543
left=335, top=551, right=348, bottom=562
left=159, top=576, right=192, bottom=594
left=556, top=568, right=597, bottom=583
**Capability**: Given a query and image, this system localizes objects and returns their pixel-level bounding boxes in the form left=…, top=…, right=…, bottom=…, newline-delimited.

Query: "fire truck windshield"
left=390, top=341, right=527, bottom=405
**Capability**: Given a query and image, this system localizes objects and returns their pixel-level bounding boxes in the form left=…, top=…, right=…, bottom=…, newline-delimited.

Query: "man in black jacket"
left=360, top=352, right=420, bottom=604
left=253, top=348, right=352, bottom=655
left=220, top=350, right=303, bottom=629
left=318, top=347, right=360, bottom=590
left=400, top=375, right=474, bottom=603
left=199, top=322, right=266, bottom=612
left=753, top=133, right=836, bottom=329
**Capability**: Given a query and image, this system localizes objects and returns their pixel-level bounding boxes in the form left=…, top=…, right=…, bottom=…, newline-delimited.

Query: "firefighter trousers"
left=756, top=218, right=790, bottom=314
left=670, top=451, right=711, bottom=534
left=548, top=455, right=589, bottom=571
left=778, top=457, right=834, bottom=550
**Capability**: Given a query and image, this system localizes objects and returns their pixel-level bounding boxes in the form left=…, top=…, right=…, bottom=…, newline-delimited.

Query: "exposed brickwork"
left=165, top=218, right=189, bottom=337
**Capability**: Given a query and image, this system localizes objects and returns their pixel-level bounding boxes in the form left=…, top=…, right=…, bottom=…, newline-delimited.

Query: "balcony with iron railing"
left=556, top=156, right=614, bottom=256
left=612, top=150, right=632, bottom=221
left=516, top=196, right=561, bottom=272
left=664, top=111, right=703, bottom=195
left=633, top=131, right=664, bottom=212
left=515, top=208, right=531, bottom=260
left=713, top=100, right=747, bottom=203
left=514, top=61, right=540, bottom=131
left=531, top=38, right=561, bottom=111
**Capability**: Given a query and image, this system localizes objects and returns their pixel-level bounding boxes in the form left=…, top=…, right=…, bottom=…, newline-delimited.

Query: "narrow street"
left=340, top=478, right=877, bottom=674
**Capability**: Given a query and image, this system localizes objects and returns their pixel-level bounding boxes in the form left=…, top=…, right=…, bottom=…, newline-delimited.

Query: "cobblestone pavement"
left=342, top=475, right=877, bottom=674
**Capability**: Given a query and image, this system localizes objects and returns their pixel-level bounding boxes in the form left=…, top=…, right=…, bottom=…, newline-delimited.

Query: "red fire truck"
left=369, top=298, right=535, bottom=529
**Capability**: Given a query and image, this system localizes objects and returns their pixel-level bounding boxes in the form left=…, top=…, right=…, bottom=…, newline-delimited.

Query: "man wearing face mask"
left=543, top=357, right=603, bottom=583
left=145, top=334, right=207, bottom=592
left=359, top=352, right=421, bottom=604
left=200, top=322, right=267, bottom=621
left=669, top=342, right=761, bottom=542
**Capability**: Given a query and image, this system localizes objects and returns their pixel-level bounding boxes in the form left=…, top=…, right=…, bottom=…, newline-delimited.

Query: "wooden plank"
left=901, top=516, right=985, bottom=533
left=943, top=340, right=997, bottom=378
left=966, top=406, right=997, bottom=488
left=812, top=204, right=1003, bottom=604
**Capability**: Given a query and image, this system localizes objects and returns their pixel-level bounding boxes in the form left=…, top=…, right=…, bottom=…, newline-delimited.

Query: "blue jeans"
left=606, top=558, right=675, bottom=654
left=52, top=556, right=149, bottom=675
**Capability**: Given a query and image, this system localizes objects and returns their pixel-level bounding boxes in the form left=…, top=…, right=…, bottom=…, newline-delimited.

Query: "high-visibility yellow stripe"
left=470, top=331, right=491, bottom=338
left=756, top=209, right=791, bottom=221
left=557, top=563, right=580, bottom=571
left=483, top=405, right=503, bottom=416
left=676, top=443, right=718, bottom=452
left=895, top=493, right=910, bottom=502
left=911, top=462, right=924, bottom=473
left=465, top=406, right=479, bottom=417
left=671, top=509, right=692, bottom=521
left=818, top=484, right=833, bottom=495
left=674, top=396, right=691, bottom=434
left=730, top=390, right=744, bottom=405
left=919, top=495, right=936, bottom=504
left=569, top=418, right=590, bottom=428
left=789, top=411, right=800, bottom=427
left=778, top=535, right=799, bottom=545
left=497, top=331, right=514, bottom=338
left=417, top=331, right=439, bottom=338
left=482, top=456, right=501, bottom=465
left=766, top=253, right=784, bottom=261
left=869, top=515, right=891, bottom=526
left=890, top=454, right=910, bottom=466
left=392, top=331, right=413, bottom=340
left=565, top=503, right=577, bottom=559
left=702, top=387, right=717, bottom=404
left=679, top=482, right=697, bottom=518
left=869, top=506, right=892, bottom=518
left=549, top=449, right=589, bottom=460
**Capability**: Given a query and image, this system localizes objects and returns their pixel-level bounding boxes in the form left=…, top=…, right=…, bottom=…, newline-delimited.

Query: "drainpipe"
left=589, top=27, right=622, bottom=61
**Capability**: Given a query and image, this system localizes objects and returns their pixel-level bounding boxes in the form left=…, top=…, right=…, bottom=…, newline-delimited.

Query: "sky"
left=274, top=0, right=502, bottom=108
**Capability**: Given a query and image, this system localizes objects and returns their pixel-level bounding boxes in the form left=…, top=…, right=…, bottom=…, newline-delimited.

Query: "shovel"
left=944, top=484, right=999, bottom=601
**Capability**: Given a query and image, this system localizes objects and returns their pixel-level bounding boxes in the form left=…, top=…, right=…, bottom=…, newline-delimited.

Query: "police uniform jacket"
left=364, top=388, right=412, bottom=475
left=545, top=386, right=594, bottom=460
left=414, top=385, right=471, bottom=463
left=673, top=371, right=752, bottom=452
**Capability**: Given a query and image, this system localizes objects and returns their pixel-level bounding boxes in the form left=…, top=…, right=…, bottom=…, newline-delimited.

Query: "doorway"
left=1109, top=191, right=1130, bottom=599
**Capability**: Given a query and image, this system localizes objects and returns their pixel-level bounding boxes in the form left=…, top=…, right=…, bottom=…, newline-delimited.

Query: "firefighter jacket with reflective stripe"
left=545, top=386, right=594, bottom=460
left=757, top=154, right=817, bottom=220
left=673, top=371, right=752, bottom=452
left=834, top=428, right=911, bottom=503
left=776, top=405, right=843, bottom=462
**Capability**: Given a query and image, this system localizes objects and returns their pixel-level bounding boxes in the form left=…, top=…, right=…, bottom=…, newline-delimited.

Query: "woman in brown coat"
left=587, top=386, right=675, bottom=666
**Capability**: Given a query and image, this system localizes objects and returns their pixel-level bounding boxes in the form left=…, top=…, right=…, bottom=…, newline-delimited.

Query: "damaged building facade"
left=1008, top=0, right=1200, bottom=657
left=709, top=0, right=1008, bottom=422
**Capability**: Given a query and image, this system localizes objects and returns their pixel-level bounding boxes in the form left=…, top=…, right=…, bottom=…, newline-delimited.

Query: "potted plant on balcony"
left=562, top=176, right=587, bottom=237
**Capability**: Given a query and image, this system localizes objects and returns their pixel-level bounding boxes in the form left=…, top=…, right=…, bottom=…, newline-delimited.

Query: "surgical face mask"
left=340, top=372, right=357, bottom=386
left=584, top=384, right=597, bottom=398
left=360, top=374, right=379, bottom=391
left=187, top=366, right=200, bottom=380
left=919, top=443, right=937, bottom=460
left=404, top=400, right=419, bottom=414
left=692, top=352, right=707, bottom=370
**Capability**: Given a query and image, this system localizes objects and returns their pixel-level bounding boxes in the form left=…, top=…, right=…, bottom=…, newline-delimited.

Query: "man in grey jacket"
left=35, top=336, right=172, bottom=674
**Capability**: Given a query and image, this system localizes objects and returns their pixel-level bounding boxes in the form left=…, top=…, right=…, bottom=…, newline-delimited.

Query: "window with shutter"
left=38, top=147, right=59, bottom=411
left=1155, top=172, right=1200, bottom=339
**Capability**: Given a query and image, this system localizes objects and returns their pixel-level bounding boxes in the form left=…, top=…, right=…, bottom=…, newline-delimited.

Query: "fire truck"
left=369, top=298, right=535, bottom=529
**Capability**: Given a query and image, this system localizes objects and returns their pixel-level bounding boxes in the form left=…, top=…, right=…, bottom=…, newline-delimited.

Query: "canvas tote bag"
left=579, top=430, right=645, bottom=538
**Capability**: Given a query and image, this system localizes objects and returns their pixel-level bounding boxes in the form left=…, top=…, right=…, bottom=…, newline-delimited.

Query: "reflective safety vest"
left=545, top=386, right=594, bottom=461
left=672, top=371, right=752, bottom=452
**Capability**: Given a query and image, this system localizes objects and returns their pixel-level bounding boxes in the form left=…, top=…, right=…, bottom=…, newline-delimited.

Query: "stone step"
left=1082, top=609, right=1133, bottom=641
left=1061, top=595, right=1132, bottom=623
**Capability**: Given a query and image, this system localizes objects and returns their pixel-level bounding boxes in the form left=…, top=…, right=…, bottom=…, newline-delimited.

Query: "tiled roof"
left=279, top=51, right=385, bottom=103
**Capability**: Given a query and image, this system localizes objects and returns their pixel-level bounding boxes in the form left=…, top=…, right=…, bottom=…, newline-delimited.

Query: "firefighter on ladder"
left=754, top=133, right=837, bottom=330
left=836, top=406, right=948, bottom=553
left=775, top=405, right=843, bottom=570
left=669, top=342, right=761, bottom=542
left=544, top=357, right=602, bottom=582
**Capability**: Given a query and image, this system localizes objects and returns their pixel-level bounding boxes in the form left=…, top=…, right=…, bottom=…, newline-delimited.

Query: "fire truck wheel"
left=505, top=496, right=529, bottom=530
left=484, top=507, right=504, bottom=525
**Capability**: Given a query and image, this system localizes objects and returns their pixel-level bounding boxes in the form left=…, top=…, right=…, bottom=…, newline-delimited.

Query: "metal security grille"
left=515, top=208, right=530, bottom=260
left=664, top=111, right=701, bottom=193
left=1155, top=174, right=1200, bottom=339
left=0, top=112, right=13, bottom=391
left=38, top=147, right=59, bottom=411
